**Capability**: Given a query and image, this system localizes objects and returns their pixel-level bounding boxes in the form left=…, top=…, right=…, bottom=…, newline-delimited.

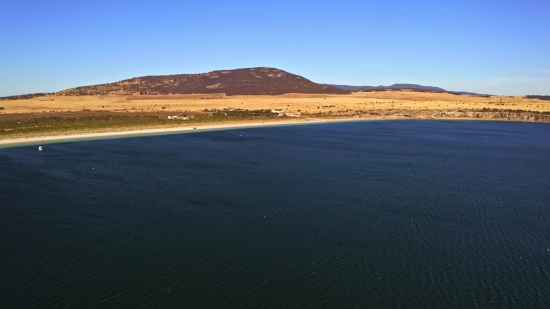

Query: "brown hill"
left=57, top=67, right=349, bottom=96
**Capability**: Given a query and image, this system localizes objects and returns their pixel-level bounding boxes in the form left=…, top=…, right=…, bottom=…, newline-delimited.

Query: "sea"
left=1, top=120, right=549, bottom=309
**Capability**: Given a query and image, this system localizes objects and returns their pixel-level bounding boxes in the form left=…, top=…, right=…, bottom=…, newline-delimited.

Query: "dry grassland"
left=1, top=91, right=549, bottom=116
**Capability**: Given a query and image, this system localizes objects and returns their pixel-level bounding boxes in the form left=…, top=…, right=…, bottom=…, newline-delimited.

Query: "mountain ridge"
left=323, top=83, right=446, bottom=92
left=323, top=83, right=491, bottom=96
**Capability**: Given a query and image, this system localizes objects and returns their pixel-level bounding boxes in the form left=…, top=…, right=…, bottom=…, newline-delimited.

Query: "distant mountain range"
left=323, top=84, right=491, bottom=96
left=322, top=83, right=446, bottom=92
left=525, top=95, right=550, bottom=101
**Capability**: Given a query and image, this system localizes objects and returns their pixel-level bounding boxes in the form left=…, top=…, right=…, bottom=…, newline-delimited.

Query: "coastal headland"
left=1, top=68, right=549, bottom=144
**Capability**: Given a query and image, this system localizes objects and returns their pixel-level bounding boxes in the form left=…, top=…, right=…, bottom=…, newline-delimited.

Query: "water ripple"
left=1, top=121, right=549, bottom=308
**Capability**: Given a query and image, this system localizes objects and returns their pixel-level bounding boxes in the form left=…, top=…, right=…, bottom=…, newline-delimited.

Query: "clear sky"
left=1, top=0, right=549, bottom=96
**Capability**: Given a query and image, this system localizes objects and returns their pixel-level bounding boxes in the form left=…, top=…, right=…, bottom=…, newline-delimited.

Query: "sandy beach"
left=0, top=117, right=362, bottom=148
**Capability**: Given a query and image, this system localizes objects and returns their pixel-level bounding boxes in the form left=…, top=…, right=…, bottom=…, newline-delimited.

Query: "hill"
left=56, top=68, right=349, bottom=96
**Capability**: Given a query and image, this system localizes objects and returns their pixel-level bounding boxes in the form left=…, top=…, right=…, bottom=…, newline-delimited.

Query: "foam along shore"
left=0, top=118, right=359, bottom=148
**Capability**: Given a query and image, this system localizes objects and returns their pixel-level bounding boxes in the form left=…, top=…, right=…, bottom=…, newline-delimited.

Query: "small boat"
left=38, top=146, right=42, bottom=151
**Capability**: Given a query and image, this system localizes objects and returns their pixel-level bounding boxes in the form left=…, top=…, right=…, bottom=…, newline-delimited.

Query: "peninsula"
left=1, top=67, right=549, bottom=145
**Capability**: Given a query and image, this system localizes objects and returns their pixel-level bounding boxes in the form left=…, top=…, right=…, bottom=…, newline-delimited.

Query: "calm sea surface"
left=1, top=121, right=550, bottom=308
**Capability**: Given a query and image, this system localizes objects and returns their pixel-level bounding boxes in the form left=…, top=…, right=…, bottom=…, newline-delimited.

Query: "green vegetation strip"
left=2, top=108, right=550, bottom=140
left=0, top=110, right=288, bottom=139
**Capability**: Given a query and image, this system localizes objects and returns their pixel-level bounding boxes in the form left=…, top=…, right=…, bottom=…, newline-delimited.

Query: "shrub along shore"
left=1, top=108, right=550, bottom=141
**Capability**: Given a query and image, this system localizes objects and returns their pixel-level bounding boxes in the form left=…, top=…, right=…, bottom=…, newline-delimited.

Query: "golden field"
left=1, top=91, right=549, bottom=115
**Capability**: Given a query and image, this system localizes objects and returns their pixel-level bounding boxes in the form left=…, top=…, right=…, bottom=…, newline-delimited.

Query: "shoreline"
left=0, top=117, right=359, bottom=148
left=1, top=116, right=549, bottom=148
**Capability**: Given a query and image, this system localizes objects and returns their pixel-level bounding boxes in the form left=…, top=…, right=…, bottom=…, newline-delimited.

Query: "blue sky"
left=1, top=0, right=549, bottom=96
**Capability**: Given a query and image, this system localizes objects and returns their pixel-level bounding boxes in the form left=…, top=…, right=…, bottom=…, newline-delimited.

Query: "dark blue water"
left=1, top=121, right=550, bottom=308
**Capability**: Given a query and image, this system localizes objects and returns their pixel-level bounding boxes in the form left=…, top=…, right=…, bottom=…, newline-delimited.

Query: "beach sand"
left=0, top=117, right=363, bottom=148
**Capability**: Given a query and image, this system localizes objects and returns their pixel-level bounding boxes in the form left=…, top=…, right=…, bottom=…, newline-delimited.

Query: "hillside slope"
left=58, top=68, right=349, bottom=96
